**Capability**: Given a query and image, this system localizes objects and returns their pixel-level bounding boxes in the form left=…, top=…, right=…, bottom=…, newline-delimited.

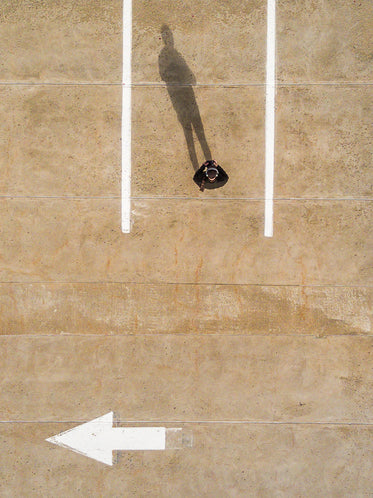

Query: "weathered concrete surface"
left=132, top=0, right=267, bottom=84
left=0, top=283, right=371, bottom=335
left=133, top=85, right=372, bottom=198
left=0, top=0, right=267, bottom=85
left=132, top=86, right=266, bottom=196
left=2, top=0, right=371, bottom=85
left=0, top=0, right=122, bottom=83
left=0, top=0, right=372, bottom=495
left=1, top=85, right=371, bottom=199
left=1, top=423, right=372, bottom=497
left=0, top=86, right=121, bottom=197
left=276, top=86, right=373, bottom=198
left=1, top=336, right=372, bottom=422
left=277, top=0, right=373, bottom=82
left=0, top=199, right=371, bottom=285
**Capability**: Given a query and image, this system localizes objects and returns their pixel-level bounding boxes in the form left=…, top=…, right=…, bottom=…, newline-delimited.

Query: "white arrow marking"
left=46, top=412, right=177, bottom=466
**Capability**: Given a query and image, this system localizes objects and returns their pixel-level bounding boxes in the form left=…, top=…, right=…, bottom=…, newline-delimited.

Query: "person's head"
left=206, top=167, right=218, bottom=182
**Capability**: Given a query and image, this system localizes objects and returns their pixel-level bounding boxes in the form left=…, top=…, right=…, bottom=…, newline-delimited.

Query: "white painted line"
left=46, top=412, right=178, bottom=466
left=121, top=0, right=132, bottom=233
left=264, top=0, right=276, bottom=238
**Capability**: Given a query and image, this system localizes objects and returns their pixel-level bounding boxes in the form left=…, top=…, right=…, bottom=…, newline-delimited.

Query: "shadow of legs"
left=182, top=123, right=199, bottom=171
left=167, top=86, right=212, bottom=171
left=192, top=113, right=212, bottom=162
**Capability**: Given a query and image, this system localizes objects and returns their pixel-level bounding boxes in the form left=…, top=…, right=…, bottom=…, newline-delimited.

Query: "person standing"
left=193, top=160, right=229, bottom=191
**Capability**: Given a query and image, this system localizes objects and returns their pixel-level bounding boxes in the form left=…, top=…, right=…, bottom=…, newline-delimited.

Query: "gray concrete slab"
left=0, top=0, right=122, bottom=83
left=0, top=85, right=121, bottom=197
left=0, top=199, right=371, bottom=284
left=132, top=86, right=265, bottom=197
left=277, top=0, right=373, bottom=82
left=0, top=283, right=371, bottom=336
left=276, top=85, right=373, bottom=198
left=133, top=0, right=266, bottom=85
left=1, top=335, right=372, bottom=422
left=1, top=84, right=371, bottom=199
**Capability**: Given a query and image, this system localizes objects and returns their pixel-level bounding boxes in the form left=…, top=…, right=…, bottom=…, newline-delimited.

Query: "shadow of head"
left=161, top=24, right=174, bottom=47
left=159, top=25, right=196, bottom=86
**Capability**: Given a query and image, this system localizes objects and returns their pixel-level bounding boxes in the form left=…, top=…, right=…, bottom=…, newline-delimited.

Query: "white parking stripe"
left=264, top=0, right=276, bottom=238
left=121, top=0, right=132, bottom=233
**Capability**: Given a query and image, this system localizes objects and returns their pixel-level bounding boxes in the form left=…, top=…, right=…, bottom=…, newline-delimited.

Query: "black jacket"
left=193, top=162, right=229, bottom=190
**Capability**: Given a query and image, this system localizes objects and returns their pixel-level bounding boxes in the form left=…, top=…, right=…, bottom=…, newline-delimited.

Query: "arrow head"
left=46, top=412, right=115, bottom=466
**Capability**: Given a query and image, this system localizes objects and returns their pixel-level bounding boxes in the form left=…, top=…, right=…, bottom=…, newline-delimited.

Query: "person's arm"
left=216, top=166, right=229, bottom=186
left=193, top=163, right=207, bottom=186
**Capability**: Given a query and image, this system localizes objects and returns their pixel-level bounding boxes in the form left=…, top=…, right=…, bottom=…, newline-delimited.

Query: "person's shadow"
left=158, top=25, right=212, bottom=171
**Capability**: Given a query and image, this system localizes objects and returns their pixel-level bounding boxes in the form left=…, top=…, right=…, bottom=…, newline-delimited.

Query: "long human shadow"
left=158, top=25, right=212, bottom=171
